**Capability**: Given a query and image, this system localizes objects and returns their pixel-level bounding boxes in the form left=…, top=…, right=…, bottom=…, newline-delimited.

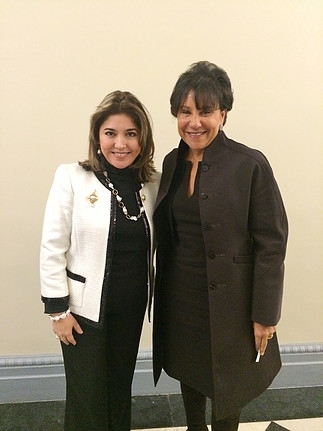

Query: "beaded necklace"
left=103, top=171, right=144, bottom=221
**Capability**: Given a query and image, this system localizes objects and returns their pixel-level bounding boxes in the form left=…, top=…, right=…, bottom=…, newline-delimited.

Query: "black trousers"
left=61, top=303, right=146, bottom=431
left=181, top=383, right=241, bottom=431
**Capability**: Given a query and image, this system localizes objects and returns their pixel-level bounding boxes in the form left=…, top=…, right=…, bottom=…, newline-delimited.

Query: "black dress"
left=163, top=161, right=214, bottom=399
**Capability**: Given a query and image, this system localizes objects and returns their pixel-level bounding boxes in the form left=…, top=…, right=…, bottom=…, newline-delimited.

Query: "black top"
left=96, top=161, right=148, bottom=317
left=97, top=161, right=147, bottom=252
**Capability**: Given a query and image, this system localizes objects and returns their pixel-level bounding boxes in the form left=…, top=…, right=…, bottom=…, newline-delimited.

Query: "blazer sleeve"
left=249, top=156, right=288, bottom=326
left=40, top=164, right=73, bottom=306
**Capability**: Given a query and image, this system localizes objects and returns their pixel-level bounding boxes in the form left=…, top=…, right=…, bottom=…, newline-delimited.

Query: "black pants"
left=61, top=304, right=146, bottom=431
left=181, top=383, right=241, bottom=431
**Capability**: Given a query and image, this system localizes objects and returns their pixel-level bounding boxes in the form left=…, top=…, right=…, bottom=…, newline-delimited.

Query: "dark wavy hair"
left=80, top=90, right=156, bottom=182
left=170, top=61, right=234, bottom=125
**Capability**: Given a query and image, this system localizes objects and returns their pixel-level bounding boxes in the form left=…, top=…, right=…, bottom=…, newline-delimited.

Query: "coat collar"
left=155, top=131, right=226, bottom=211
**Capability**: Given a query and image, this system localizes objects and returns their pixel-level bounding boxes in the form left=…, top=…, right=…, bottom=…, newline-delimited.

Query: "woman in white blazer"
left=40, top=91, right=160, bottom=431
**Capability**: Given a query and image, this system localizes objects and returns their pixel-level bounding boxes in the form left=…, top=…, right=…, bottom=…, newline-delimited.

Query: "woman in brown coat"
left=153, top=61, right=288, bottom=431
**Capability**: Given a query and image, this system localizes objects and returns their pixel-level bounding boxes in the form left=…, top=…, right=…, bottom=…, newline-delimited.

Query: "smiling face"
left=177, top=91, right=226, bottom=160
left=98, top=113, right=141, bottom=169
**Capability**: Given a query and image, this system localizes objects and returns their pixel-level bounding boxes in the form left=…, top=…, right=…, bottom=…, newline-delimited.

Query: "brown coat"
left=153, top=131, right=288, bottom=419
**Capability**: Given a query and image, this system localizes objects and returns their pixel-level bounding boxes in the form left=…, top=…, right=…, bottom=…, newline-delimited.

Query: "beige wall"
left=0, top=0, right=322, bottom=356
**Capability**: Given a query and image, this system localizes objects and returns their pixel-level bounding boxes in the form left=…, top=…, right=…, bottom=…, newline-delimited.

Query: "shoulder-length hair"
left=170, top=61, right=234, bottom=125
left=80, top=90, right=156, bottom=182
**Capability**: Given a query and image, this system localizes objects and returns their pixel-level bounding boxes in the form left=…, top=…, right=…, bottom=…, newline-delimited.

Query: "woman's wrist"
left=49, top=308, right=71, bottom=321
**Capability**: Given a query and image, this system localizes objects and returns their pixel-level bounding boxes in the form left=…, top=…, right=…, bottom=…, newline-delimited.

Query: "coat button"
left=200, top=192, right=208, bottom=200
left=208, top=250, right=215, bottom=259
left=202, top=164, right=209, bottom=172
left=208, top=282, right=227, bottom=290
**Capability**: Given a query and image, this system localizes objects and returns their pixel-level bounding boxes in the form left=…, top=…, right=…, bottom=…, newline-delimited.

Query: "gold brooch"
left=88, top=190, right=98, bottom=207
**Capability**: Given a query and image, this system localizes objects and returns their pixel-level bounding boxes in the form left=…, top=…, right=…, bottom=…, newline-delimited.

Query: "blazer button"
left=208, top=250, right=215, bottom=259
left=208, top=282, right=217, bottom=290
left=202, top=164, right=209, bottom=172
left=200, top=192, right=208, bottom=200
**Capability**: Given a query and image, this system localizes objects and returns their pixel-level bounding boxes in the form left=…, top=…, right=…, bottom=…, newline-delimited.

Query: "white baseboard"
left=0, top=343, right=322, bottom=404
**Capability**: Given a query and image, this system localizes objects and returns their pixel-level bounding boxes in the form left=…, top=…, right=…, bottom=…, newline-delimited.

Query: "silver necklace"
left=103, top=171, right=144, bottom=221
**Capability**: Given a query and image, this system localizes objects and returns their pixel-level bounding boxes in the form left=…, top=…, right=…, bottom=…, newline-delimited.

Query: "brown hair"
left=79, top=90, right=156, bottom=182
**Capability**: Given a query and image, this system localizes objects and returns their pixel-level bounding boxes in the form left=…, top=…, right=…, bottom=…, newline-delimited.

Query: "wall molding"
left=0, top=343, right=322, bottom=404
left=279, top=343, right=323, bottom=354
left=1, top=343, right=322, bottom=368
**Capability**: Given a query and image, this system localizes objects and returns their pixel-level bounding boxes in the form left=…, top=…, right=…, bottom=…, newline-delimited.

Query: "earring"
left=97, top=148, right=101, bottom=155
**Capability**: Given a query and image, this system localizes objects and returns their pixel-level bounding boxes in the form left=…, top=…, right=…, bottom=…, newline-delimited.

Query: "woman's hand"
left=51, top=313, right=83, bottom=345
left=253, top=322, right=276, bottom=356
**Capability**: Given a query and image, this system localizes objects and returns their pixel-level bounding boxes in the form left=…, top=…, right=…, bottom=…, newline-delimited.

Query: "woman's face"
left=98, top=113, right=141, bottom=169
left=177, top=92, right=225, bottom=158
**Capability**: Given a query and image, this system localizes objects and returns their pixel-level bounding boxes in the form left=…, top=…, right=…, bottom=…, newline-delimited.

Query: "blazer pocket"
left=233, top=255, right=253, bottom=264
left=66, top=268, right=86, bottom=307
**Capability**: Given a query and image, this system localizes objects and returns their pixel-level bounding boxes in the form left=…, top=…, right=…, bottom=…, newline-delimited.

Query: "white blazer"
left=40, top=163, right=160, bottom=322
